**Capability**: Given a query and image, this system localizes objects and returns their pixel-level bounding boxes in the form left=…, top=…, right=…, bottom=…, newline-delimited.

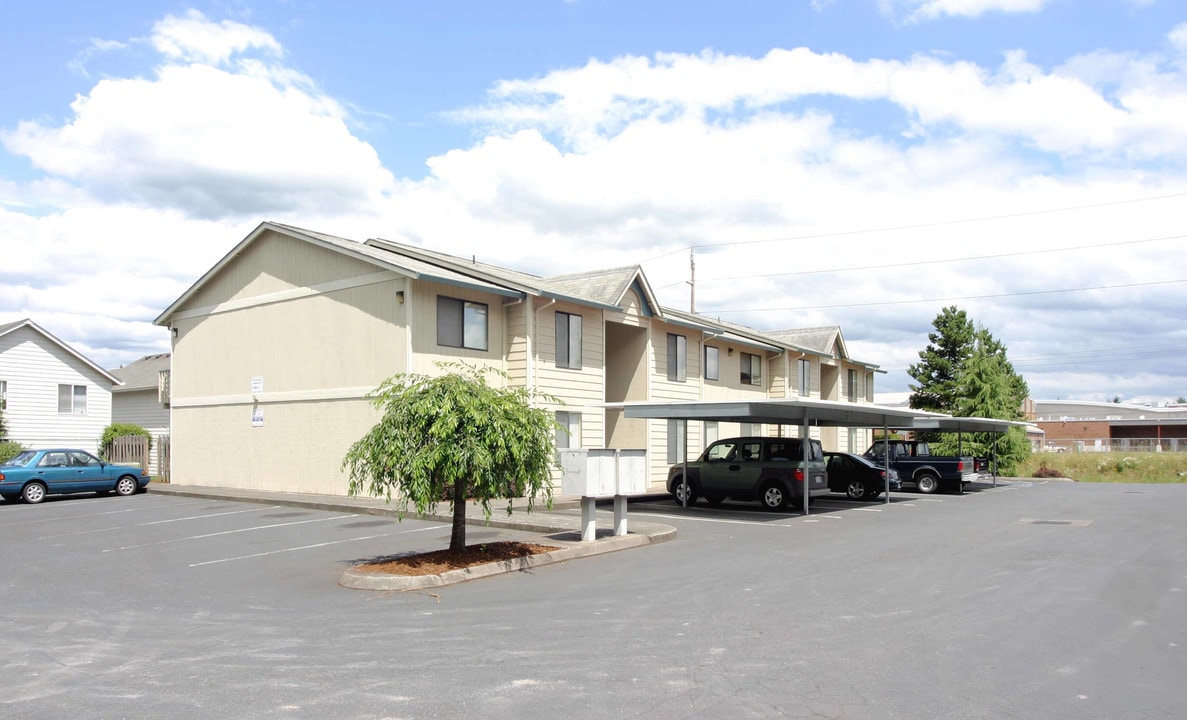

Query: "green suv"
left=667, top=436, right=829, bottom=511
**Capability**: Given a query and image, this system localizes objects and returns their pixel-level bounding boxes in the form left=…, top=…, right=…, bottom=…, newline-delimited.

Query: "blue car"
left=0, top=449, right=150, bottom=504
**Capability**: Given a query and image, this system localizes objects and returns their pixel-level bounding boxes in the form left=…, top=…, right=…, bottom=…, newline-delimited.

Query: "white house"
left=0, top=319, right=119, bottom=452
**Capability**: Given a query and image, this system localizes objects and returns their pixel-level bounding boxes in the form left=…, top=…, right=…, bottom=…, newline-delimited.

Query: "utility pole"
left=688, top=248, right=696, bottom=313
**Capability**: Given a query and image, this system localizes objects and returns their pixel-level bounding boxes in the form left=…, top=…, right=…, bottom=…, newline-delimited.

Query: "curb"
left=339, top=527, right=675, bottom=591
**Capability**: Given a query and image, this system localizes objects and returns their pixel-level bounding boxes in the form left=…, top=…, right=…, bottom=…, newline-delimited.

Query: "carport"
left=620, top=398, right=937, bottom=515
left=889, top=414, right=1027, bottom=488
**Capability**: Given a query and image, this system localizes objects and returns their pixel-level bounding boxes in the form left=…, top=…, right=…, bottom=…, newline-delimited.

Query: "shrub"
left=99, top=423, right=152, bottom=460
left=0, top=440, right=25, bottom=463
left=1032, top=463, right=1066, bottom=479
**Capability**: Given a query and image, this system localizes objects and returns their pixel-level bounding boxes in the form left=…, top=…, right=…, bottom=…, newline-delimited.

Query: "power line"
left=640, top=191, right=1187, bottom=264
left=699, top=278, right=1187, bottom=314
left=656, top=233, right=1187, bottom=289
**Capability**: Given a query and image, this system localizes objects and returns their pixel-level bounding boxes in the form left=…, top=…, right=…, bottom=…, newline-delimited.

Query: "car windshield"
left=1, top=450, right=37, bottom=467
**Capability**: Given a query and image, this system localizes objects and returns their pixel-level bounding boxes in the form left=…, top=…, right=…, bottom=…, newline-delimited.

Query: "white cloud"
left=891, top=0, right=1051, bottom=21
left=1, top=12, right=394, bottom=220
left=1171, top=23, right=1187, bottom=54
left=151, top=9, right=282, bottom=65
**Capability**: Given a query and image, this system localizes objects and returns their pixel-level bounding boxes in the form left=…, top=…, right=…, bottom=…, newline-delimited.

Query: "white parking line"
left=103, top=514, right=360, bottom=552
left=918, top=498, right=945, bottom=503
left=37, top=505, right=281, bottom=540
left=856, top=507, right=883, bottom=512
left=189, top=525, right=441, bottom=566
left=0, top=499, right=219, bottom=528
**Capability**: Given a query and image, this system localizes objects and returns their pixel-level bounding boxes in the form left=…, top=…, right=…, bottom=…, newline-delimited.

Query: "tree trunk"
left=450, top=480, right=467, bottom=552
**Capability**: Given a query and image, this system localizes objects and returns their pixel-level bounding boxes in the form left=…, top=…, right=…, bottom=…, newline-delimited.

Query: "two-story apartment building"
left=154, top=222, right=880, bottom=494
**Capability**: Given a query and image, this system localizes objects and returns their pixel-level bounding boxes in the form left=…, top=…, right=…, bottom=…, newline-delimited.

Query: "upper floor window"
left=798, top=358, right=811, bottom=397
left=704, top=346, right=719, bottom=381
left=847, top=369, right=858, bottom=402
left=556, top=312, right=583, bottom=370
left=740, top=352, right=762, bottom=386
left=437, top=296, right=488, bottom=351
left=58, top=384, right=87, bottom=414
left=667, top=333, right=687, bottom=382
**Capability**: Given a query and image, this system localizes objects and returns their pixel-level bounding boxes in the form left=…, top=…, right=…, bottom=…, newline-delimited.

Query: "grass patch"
left=1019, top=452, right=1187, bottom=483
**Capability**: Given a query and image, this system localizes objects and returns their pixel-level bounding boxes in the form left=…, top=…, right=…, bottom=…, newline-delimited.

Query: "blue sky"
left=2, top=0, right=1186, bottom=403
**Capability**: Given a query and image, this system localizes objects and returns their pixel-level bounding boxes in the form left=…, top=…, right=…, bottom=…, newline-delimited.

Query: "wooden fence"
left=109, top=434, right=171, bottom=481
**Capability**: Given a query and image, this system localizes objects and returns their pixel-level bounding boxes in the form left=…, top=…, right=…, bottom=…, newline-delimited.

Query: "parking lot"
left=2, top=480, right=1185, bottom=719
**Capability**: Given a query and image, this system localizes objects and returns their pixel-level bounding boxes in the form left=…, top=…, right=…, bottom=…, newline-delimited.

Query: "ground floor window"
left=58, top=384, right=86, bottom=414
left=556, top=411, right=581, bottom=449
left=667, top=419, right=686, bottom=463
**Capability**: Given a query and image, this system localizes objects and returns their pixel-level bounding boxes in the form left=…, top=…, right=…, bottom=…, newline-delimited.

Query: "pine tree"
left=907, top=306, right=975, bottom=414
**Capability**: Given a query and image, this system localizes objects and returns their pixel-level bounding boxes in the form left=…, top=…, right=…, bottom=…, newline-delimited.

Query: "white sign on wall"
left=251, top=376, right=264, bottom=394
left=251, top=407, right=264, bottom=427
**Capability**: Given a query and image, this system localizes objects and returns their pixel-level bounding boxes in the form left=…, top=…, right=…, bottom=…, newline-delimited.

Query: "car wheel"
left=704, top=494, right=725, bottom=507
left=671, top=477, right=699, bottom=505
left=759, top=482, right=790, bottom=511
left=114, top=476, right=139, bottom=497
left=845, top=480, right=867, bottom=500
left=21, top=482, right=47, bottom=504
left=915, top=472, right=940, bottom=494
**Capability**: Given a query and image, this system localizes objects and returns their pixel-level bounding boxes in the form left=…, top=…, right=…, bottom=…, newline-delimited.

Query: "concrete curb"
left=339, top=527, right=674, bottom=591
left=148, top=484, right=677, bottom=590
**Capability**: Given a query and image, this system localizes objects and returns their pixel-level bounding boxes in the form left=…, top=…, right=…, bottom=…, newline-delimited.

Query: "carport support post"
left=992, top=432, right=999, bottom=488
left=681, top=419, right=689, bottom=509
left=802, top=416, right=810, bottom=516
left=883, top=421, right=891, bottom=505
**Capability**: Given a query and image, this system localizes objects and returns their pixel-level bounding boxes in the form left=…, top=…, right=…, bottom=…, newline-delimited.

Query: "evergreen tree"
left=908, top=306, right=975, bottom=414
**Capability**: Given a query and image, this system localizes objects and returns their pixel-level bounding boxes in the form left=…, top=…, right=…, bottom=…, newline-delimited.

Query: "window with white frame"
left=798, top=358, right=811, bottom=397
left=0, top=380, right=6, bottom=411
left=556, top=411, right=581, bottom=449
left=436, top=296, right=489, bottom=351
left=848, top=369, right=858, bottom=402
left=555, top=311, right=582, bottom=369
left=704, top=345, right=719, bottom=381
left=667, top=333, right=687, bottom=382
left=704, top=420, right=718, bottom=446
left=58, top=384, right=87, bottom=414
left=740, top=352, right=762, bottom=386
left=667, top=419, right=686, bottom=463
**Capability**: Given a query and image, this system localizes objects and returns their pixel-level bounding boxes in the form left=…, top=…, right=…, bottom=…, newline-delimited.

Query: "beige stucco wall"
left=167, top=231, right=409, bottom=493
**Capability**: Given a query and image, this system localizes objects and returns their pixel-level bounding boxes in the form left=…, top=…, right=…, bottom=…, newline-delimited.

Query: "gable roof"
left=766, top=326, right=847, bottom=357
left=108, top=353, right=171, bottom=392
left=0, top=318, right=122, bottom=385
left=156, top=222, right=522, bottom=325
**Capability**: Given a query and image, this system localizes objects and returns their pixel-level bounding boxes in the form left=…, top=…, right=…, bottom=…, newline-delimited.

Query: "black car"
left=824, top=452, right=900, bottom=501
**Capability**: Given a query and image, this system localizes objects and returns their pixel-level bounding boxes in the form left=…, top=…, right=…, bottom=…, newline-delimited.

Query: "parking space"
left=3, top=480, right=1185, bottom=720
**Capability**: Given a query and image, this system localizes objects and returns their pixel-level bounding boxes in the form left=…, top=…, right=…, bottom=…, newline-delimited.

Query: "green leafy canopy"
left=342, top=362, right=560, bottom=552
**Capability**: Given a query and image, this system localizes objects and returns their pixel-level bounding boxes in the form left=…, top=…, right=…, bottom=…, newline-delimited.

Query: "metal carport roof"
left=616, top=399, right=1022, bottom=514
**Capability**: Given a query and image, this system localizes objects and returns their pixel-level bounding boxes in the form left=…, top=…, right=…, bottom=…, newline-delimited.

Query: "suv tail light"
left=957, top=461, right=965, bottom=471
left=793, top=468, right=804, bottom=482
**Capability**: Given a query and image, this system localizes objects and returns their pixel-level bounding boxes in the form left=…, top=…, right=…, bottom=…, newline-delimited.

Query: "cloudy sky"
left=2, top=0, right=1185, bottom=403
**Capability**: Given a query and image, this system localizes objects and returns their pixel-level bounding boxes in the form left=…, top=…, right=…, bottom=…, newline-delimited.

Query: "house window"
left=58, top=384, right=87, bottom=414
left=740, top=352, right=762, bottom=386
left=704, top=346, right=719, bottom=381
left=437, top=296, right=488, bottom=351
left=704, top=420, right=718, bottom=446
left=847, top=369, right=858, bottom=402
left=0, top=380, right=6, bottom=411
left=555, top=312, right=582, bottom=370
left=667, top=419, right=686, bottom=463
left=556, top=411, right=581, bottom=449
left=798, top=359, right=811, bottom=397
left=666, top=333, right=687, bottom=382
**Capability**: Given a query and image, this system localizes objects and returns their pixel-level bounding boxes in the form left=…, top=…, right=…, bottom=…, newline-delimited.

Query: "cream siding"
left=0, top=326, right=113, bottom=451
left=504, top=299, right=529, bottom=388
left=535, top=301, right=605, bottom=449
left=408, top=280, right=506, bottom=379
left=111, top=389, right=169, bottom=436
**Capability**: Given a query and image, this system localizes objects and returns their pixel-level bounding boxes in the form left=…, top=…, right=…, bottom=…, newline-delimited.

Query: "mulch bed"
left=354, top=541, right=560, bottom=576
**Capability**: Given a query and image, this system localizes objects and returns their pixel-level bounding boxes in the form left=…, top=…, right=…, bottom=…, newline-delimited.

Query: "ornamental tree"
left=342, top=363, right=558, bottom=553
